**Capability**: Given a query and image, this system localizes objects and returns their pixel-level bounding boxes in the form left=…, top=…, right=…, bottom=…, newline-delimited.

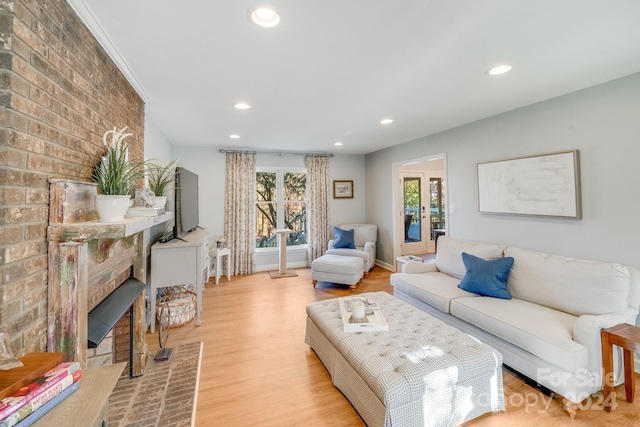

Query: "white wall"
left=366, top=72, right=640, bottom=268
left=144, top=115, right=174, bottom=161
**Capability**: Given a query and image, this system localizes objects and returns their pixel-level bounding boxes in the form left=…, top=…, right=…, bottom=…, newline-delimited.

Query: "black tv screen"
left=174, top=166, right=199, bottom=238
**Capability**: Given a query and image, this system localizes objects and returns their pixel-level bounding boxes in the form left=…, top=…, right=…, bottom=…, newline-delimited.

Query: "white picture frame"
left=477, top=150, right=581, bottom=218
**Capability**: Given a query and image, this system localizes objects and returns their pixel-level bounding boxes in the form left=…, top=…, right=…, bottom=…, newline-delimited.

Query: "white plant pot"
left=95, top=194, right=131, bottom=222
left=153, top=196, right=167, bottom=208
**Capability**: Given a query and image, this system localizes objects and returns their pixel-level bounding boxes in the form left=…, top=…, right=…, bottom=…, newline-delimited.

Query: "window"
left=256, top=169, right=307, bottom=248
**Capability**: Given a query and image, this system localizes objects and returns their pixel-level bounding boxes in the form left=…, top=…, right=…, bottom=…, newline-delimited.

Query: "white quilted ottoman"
left=311, top=254, right=364, bottom=292
left=305, top=292, right=505, bottom=427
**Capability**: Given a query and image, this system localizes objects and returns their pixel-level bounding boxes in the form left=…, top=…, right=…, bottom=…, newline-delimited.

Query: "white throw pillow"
left=435, top=237, right=506, bottom=279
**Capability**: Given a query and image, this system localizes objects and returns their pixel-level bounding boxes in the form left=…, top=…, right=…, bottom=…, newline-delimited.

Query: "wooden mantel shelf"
left=48, top=212, right=174, bottom=242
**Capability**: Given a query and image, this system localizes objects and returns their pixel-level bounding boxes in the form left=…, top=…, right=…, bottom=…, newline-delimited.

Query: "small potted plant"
left=146, top=159, right=178, bottom=208
left=91, top=127, right=144, bottom=222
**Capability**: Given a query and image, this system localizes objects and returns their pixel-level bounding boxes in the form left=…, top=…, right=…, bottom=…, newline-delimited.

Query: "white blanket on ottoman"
left=305, top=292, right=504, bottom=427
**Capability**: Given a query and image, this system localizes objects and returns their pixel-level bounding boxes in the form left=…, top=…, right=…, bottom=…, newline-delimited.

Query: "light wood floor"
left=145, top=266, right=640, bottom=426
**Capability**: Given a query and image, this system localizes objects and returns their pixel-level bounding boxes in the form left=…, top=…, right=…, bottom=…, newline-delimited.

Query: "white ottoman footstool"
left=305, top=291, right=505, bottom=427
left=311, top=254, right=364, bottom=292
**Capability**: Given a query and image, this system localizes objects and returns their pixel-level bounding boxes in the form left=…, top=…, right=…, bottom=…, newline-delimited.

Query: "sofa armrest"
left=364, top=241, right=375, bottom=258
left=574, top=308, right=640, bottom=374
left=403, top=262, right=438, bottom=274
left=363, top=241, right=376, bottom=271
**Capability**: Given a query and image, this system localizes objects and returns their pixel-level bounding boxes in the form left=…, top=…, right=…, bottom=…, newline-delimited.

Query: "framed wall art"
left=477, top=150, right=581, bottom=218
left=333, top=180, right=354, bottom=199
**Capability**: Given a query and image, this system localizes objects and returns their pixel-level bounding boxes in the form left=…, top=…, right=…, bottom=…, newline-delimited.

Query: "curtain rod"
left=219, top=149, right=334, bottom=157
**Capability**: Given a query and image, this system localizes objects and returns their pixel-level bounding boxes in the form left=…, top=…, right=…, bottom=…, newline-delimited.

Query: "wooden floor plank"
left=145, top=266, right=640, bottom=426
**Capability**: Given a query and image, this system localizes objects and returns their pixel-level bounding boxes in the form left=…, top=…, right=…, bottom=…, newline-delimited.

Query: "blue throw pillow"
left=333, top=227, right=356, bottom=249
left=458, top=252, right=514, bottom=299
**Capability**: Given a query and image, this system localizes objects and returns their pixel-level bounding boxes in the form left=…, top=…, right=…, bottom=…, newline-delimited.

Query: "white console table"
left=150, top=228, right=209, bottom=333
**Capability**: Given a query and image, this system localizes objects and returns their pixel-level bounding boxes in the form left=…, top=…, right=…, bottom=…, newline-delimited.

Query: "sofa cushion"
left=333, top=227, right=356, bottom=249
left=450, top=297, right=587, bottom=373
left=390, top=272, right=478, bottom=313
left=436, top=237, right=506, bottom=279
left=325, top=248, right=370, bottom=265
left=312, top=254, right=363, bottom=274
left=458, top=253, right=514, bottom=299
left=505, top=247, right=630, bottom=316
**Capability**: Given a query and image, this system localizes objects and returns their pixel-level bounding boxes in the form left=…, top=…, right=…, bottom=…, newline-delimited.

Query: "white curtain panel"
left=224, top=152, right=256, bottom=275
left=306, top=155, right=331, bottom=266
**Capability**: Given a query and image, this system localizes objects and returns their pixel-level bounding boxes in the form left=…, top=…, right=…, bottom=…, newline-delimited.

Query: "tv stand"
left=150, top=228, right=209, bottom=333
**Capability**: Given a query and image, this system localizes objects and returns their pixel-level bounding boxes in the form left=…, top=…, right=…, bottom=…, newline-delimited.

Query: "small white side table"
left=209, top=247, right=231, bottom=284
left=395, top=255, right=424, bottom=272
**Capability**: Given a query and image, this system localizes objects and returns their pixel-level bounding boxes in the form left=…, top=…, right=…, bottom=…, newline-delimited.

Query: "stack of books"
left=0, top=362, right=82, bottom=427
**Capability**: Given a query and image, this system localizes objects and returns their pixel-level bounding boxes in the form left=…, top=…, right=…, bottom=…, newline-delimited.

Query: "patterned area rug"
left=108, top=341, right=203, bottom=427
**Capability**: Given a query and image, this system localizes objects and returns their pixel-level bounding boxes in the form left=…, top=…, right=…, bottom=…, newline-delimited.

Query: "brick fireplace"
left=47, top=179, right=172, bottom=376
left=0, top=0, right=145, bottom=361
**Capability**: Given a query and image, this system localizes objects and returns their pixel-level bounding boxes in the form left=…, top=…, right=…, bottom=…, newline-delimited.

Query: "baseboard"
left=375, top=260, right=394, bottom=272
left=254, top=261, right=308, bottom=273
left=254, top=260, right=395, bottom=273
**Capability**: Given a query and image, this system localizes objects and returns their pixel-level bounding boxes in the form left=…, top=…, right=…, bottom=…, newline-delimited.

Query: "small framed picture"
left=333, top=180, right=354, bottom=199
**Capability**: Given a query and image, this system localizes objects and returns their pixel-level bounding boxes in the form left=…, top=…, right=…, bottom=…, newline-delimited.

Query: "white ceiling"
left=72, top=1, right=640, bottom=155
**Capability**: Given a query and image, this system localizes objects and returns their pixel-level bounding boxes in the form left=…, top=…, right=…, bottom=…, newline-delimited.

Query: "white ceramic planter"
left=153, top=196, right=167, bottom=208
left=95, top=194, right=131, bottom=222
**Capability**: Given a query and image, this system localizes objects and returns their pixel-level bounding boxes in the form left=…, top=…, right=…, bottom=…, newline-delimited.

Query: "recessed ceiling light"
left=249, top=7, right=280, bottom=28
left=487, top=64, right=512, bottom=75
left=230, top=134, right=240, bottom=139
left=334, top=142, right=343, bottom=146
left=380, top=118, right=393, bottom=125
left=234, top=102, right=252, bottom=110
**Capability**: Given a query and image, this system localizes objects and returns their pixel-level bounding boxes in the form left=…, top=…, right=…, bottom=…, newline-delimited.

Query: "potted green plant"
left=146, top=159, right=178, bottom=208
left=91, top=127, right=144, bottom=222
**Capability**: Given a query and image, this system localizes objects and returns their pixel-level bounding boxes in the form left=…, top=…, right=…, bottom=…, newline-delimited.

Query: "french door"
left=401, top=173, right=446, bottom=255
left=401, top=173, right=428, bottom=254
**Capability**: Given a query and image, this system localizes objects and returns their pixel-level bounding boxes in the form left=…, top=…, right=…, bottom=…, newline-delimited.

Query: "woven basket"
left=156, top=288, right=197, bottom=328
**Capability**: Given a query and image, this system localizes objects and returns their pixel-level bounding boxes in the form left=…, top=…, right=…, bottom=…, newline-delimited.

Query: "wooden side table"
left=601, top=323, right=640, bottom=412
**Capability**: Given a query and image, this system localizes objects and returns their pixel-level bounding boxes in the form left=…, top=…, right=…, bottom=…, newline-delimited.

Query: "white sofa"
left=390, top=236, right=640, bottom=415
left=326, top=223, right=377, bottom=273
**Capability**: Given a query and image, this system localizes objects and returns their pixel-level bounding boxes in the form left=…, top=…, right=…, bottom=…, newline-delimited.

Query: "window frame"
left=255, top=166, right=307, bottom=252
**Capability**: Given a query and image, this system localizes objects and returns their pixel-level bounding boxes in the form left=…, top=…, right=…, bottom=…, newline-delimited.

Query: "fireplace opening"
left=87, top=277, right=146, bottom=377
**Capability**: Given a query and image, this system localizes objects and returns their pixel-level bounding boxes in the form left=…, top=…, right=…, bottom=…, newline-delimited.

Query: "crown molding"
left=67, top=0, right=151, bottom=103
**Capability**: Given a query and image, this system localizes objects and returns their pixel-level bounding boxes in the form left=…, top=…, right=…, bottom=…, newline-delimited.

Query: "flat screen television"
left=174, top=166, right=199, bottom=238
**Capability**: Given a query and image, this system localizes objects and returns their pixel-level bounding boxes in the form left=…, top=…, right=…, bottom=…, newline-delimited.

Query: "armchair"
left=326, top=223, right=377, bottom=274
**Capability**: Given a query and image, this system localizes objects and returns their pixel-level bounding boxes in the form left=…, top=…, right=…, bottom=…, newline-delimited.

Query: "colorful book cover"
left=13, top=381, right=80, bottom=427
left=0, top=362, right=80, bottom=423
left=0, top=369, right=81, bottom=427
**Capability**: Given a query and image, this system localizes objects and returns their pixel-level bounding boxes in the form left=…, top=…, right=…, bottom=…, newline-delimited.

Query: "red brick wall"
left=0, top=0, right=144, bottom=356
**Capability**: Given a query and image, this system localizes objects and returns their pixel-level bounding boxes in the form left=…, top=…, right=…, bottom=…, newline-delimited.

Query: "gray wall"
left=366, top=73, right=640, bottom=268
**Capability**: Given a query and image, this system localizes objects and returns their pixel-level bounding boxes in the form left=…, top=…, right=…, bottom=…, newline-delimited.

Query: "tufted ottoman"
left=311, top=254, right=364, bottom=292
left=305, top=292, right=505, bottom=427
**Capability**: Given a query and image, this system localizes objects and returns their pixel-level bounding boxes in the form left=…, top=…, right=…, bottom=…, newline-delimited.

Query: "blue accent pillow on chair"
left=333, top=227, right=356, bottom=249
left=458, top=252, right=514, bottom=299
